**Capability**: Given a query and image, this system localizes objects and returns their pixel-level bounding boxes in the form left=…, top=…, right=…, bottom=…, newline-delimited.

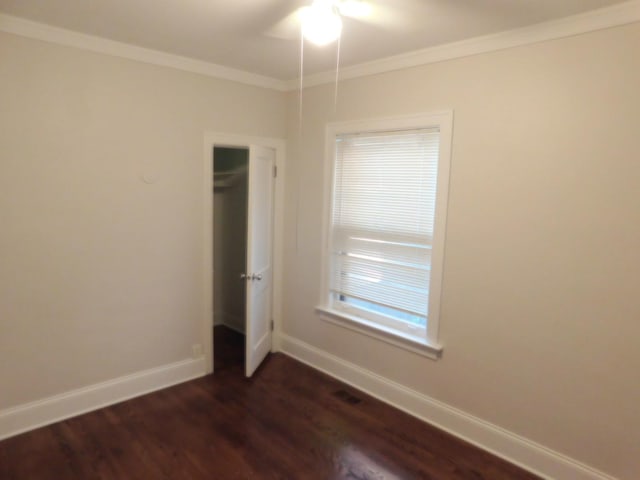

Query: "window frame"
left=316, top=111, right=453, bottom=360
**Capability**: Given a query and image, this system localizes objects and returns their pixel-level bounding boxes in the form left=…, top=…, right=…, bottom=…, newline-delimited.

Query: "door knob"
left=240, top=273, right=248, bottom=280
left=251, top=273, right=263, bottom=281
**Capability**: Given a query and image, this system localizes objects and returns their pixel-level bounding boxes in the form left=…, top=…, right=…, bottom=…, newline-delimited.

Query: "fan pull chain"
left=298, top=27, right=304, bottom=137
left=295, top=27, right=305, bottom=253
left=334, top=34, right=341, bottom=114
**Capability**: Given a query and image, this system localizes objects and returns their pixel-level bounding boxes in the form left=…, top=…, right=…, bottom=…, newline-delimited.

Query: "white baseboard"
left=0, top=357, right=206, bottom=441
left=279, top=333, right=617, bottom=480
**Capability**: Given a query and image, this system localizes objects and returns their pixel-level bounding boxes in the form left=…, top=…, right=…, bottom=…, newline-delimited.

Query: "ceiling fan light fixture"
left=301, top=1, right=343, bottom=46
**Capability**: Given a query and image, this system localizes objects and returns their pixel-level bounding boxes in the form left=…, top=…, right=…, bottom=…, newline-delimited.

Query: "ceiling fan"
left=267, top=0, right=390, bottom=46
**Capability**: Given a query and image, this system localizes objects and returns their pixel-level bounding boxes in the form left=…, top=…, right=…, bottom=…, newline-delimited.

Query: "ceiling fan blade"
left=353, top=6, right=411, bottom=30
left=341, top=0, right=414, bottom=31
left=263, top=0, right=416, bottom=41
left=264, top=7, right=307, bottom=40
left=338, top=0, right=372, bottom=19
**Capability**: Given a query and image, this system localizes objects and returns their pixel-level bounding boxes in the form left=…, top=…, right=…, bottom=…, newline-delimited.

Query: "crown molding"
left=0, top=13, right=288, bottom=92
left=1, top=0, right=639, bottom=94
left=286, top=0, right=640, bottom=90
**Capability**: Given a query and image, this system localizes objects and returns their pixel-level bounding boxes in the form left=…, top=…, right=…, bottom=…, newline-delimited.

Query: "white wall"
left=282, top=23, right=640, bottom=480
left=0, top=31, right=285, bottom=409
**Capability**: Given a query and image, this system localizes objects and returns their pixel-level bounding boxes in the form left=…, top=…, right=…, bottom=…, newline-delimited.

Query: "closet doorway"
left=212, top=145, right=275, bottom=378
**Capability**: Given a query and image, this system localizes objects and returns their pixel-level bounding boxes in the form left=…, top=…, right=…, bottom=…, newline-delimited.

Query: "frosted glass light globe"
left=302, top=2, right=343, bottom=46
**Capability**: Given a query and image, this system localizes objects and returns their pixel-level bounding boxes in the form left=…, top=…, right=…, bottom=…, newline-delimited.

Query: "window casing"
left=318, top=112, right=452, bottom=358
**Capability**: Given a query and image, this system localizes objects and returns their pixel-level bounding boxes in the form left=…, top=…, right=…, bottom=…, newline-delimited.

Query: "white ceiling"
left=0, top=0, right=631, bottom=81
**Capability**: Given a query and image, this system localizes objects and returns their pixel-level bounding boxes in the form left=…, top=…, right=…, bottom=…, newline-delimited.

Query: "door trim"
left=203, top=133, right=286, bottom=374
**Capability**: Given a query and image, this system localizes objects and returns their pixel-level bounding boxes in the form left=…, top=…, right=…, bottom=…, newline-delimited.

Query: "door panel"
left=245, top=145, right=275, bottom=377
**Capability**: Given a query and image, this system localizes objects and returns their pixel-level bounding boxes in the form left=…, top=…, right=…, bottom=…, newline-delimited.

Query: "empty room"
left=0, top=1, right=638, bottom=479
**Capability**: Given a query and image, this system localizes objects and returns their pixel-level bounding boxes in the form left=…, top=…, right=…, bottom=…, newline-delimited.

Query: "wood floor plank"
left=0, top=327, right=541, bottom=479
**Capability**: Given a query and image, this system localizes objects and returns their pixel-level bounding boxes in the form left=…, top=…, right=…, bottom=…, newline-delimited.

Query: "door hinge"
left=270, top=319, right=274, bottom=331
left=273, top=165, right=277, bottom=178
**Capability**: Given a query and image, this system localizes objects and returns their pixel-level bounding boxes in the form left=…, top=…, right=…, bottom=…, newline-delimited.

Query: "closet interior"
left=213, top=147, right=248, bottom=372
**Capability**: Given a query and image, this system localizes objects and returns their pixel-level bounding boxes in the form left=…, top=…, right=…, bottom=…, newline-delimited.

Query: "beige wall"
left=283, top=24, right=640, bottom=479
left=0, top=32, right=285, bottom=408
left=2, top=18, right=639, bottom=480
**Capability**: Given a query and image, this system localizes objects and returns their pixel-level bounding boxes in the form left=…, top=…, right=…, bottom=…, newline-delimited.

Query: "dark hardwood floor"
left=0, top=327, right=540, bottom=479
left=213, top=324, right=245, bottom=372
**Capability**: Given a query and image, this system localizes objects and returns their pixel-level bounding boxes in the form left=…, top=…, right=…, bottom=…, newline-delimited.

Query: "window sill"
left=315, top=306, right=443, bottom=361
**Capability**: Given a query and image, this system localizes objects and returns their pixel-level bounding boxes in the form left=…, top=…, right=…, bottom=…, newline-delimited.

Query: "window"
left=318, top=112, right=452, bottom=358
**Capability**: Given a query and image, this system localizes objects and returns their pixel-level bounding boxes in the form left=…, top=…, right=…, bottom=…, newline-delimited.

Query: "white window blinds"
left=330, top=128, right=440, bottom=328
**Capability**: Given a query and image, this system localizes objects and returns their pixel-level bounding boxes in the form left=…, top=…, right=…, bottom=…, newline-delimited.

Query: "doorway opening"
left=210, top=143, right=276, bottom=377
left=213, top=146, right=248, bottom=374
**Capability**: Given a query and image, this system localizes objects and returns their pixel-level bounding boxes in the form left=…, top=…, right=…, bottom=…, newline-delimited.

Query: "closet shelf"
left=214, top=166, right=247, bottom=190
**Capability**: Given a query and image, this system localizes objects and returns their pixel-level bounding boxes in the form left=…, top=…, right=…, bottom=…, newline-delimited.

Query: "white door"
left=244, top=145, right=275, bottom=377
